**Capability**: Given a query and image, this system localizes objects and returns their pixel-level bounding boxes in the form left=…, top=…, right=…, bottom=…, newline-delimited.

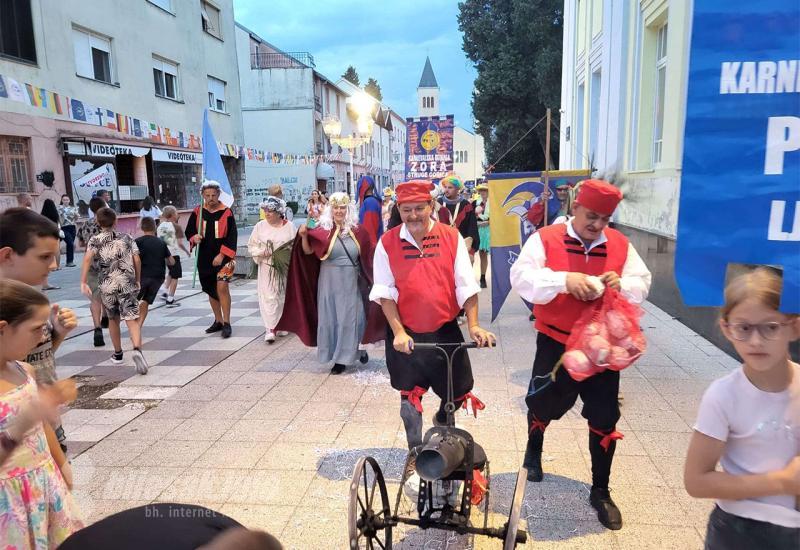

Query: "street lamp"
left=322, top=92, right=375, bottom=197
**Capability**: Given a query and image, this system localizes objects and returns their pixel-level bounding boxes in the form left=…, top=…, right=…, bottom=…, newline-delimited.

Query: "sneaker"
left=276, top=331, right=289, bottom=337
left=205, top=321, right=223, bottom=334
left=132, top=348, right=148, bottom=375
left=330, top=363, right=346, bottom=375
left=264, top=330, right=276, bottom=344
left=93, top=328, right=105, bottom=347
left=160, top=291, right=169, bottom=301
left=590, top=487, right=623, bottom=530
left=110, top=351, right=124, bottom=364
left=221, top=322, right=232, bottom=339
left=165, top=299, right=181, bottom=308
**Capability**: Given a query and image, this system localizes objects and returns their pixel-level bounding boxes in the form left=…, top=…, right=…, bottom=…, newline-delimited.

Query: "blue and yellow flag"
left=488, top=170, right=591, bottom=320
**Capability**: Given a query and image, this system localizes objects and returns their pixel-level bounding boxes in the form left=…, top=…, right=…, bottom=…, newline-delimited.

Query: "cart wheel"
left=349, top=456, right=393, bottom=549
left=503, top=466, right=528, bottom=550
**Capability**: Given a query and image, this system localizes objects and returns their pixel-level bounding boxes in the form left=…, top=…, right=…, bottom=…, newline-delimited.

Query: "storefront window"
left=154, top=162, right=201, bottom=210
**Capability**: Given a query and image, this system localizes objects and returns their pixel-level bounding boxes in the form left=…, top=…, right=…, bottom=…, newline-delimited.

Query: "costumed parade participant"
left=277, top=192, right=385, bottom=374
left=370, top=180, right=495, bottom=459
left=357, top=175, right=383, bottom=248
left=474, top=183, right=490, bottom=289
left=185, top=181, right=238, bottom=339
left=509, top=179, right=652, bottom=530
left=382, top=187, right=394, bottom=232
left=436, top=174, right=478, bottom=253
left=248, top=196, right=297, bottom=344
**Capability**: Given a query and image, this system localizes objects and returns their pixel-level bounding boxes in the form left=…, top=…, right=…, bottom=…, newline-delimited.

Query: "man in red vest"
left=370, top=180, right=496, bottom=456
left=510, top=179, right=651, bottom=531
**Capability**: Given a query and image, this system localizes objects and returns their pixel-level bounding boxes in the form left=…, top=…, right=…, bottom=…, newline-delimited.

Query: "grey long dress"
left=316, top=233, right=366, bottom=365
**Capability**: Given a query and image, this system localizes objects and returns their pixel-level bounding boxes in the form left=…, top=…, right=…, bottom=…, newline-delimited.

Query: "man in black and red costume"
left=437, top=173, right=479, bottom=256
left=370, top=180, right=495, bottom=459
left=185, top=181, right=237, bottom=338
left=510, top=179, right=651, bottom=530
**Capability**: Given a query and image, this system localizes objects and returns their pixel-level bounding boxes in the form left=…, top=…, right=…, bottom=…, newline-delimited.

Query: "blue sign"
left=677, top=0, right=800, bottom=313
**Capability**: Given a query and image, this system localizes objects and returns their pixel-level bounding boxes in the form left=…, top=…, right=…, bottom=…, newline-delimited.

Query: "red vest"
left=534, top=224, right=629, bottom=343
left=381, top=222, right=461, bottom=333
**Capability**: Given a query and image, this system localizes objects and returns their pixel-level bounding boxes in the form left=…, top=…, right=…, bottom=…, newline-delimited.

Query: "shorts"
left=167, top=256, right=182, bottom=279
left=100, top=290, right=140, bottom=321
left=199, top=260, right=235, bottom=300
left=138, top=277, right=165, bottom=305
left=385, top=318, right=474, bottom=399
left=87, top=268, right=101, bottom=298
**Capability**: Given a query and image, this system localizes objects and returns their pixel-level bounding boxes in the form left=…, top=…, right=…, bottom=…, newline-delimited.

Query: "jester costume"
left=185, top=205, right=237, bottom=299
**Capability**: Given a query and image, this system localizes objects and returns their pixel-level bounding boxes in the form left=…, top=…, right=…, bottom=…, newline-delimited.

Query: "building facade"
left=236, top=23, right=355, bottom=221
left=0, top=0, right=246, bottom=224
left=558, top=0, right=731, bottom=351
left=414, top=57, right=486, bottom=184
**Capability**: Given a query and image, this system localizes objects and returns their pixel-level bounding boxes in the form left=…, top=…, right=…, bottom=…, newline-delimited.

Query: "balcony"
left=250, top=52, right=315, bottom=70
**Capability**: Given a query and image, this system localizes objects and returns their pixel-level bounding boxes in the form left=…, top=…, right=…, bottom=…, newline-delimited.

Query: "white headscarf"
left=260, top=196, right=287, bottom=215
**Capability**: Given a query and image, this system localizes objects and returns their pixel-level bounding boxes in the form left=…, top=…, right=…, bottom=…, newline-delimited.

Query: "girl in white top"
left=684, top=268, right=800, bottom=549
left=139, top=196, right=162, bottom=222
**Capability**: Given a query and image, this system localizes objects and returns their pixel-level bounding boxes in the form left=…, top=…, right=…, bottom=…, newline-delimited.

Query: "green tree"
left=342, top=65, right=360, bottom=87
left=364, top=77, right=383, bottom=101
left=458, top=0, right=563, bottom=172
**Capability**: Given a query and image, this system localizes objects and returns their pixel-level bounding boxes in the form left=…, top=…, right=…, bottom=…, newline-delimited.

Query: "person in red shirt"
left=370, top=180, right=496, bottom=457
left=510, top=179, right=652, bottom=531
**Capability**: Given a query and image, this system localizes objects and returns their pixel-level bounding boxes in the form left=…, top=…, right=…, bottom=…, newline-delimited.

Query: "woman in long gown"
left=277, top=192, right=385, bottom=375
left=248, top=197, right=296, bottom=343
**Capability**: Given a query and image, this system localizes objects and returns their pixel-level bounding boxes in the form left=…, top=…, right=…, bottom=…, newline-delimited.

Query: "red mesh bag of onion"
left=559, top=288, right=646, bottom=381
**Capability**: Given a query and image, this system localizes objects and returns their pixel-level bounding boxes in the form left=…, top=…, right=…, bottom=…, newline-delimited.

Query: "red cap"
left=575, top=179, right=623, bottom=215
left=395, top=180, right=434, bottom=204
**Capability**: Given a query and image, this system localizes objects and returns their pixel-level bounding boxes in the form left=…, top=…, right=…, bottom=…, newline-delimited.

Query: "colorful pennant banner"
left=0, top=74, right=392, bottom=167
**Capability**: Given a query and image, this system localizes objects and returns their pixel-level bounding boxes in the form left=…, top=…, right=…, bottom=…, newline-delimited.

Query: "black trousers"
left=526, top=332, right=620, bottom=431
left=62, top=224, right=76, bottom=264
left=705, top=506, right=800, bottom=550
left=526, top=332, right=621, bottom=489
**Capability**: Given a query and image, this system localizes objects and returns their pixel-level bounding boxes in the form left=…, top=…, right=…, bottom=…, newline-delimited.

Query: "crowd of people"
left=0, top=174, right=798, bottom=549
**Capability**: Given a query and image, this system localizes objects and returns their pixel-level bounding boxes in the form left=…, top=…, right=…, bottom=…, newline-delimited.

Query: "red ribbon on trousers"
left=400, top=386, right=428, bottom=413
left=457, top=392, right=485, bottom=418
left=589, top=426, right=624, bottom=451
left=529, top=415, right=550, bottom=434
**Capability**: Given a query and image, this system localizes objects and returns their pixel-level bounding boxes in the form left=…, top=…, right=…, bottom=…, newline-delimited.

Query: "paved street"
left=55, top=265, right=736, bottom=549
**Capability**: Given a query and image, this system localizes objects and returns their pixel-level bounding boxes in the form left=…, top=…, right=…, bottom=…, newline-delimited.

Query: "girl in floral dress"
left=0, top=280, right=83, bottom=549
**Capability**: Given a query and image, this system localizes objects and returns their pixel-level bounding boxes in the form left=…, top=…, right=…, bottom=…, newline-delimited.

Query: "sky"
left=232, top=0, right=478, bottom=130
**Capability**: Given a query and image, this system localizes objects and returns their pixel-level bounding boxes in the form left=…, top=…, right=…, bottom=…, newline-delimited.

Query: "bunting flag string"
left=0, top=73, right=396, bottom=167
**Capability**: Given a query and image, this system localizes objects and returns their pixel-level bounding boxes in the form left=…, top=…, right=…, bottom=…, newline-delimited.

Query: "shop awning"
left=316, top=162, right=335, bottom=179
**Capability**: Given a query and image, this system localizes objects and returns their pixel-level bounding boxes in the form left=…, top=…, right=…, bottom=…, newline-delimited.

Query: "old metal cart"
left=347, top=342, right=528, bottom=549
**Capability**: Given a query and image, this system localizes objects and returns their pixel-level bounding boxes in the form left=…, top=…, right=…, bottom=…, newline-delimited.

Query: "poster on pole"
left=676, top=0, right=800, bottom=313
left=405, top=115, right=454, bottom=180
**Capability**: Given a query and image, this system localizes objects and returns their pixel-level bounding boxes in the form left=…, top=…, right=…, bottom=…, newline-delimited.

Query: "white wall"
left=0, top=0, right=243, bottom=145
left=417, top=86, right=440, bottom=117
left=453, top=126, right=485, bottom=182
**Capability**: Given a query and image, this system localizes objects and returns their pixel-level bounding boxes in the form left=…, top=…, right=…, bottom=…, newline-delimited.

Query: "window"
left=430, top=97, right=434, bottom=110
left=0, top=136, right=32, bottom=193
left=153, top=56, right=179, bottom=100
left=0, top=0, right=36, bottom=63
left=463, top=150, right=468, bottom=163
left=147, top=0, right=172, bottom=11
left=201, top=1, right=222, bottom=39
left=207, top=76, right=226, bottom=112
left=589, top=70, right=602, bottom=165
left=73, top=27, right=112, bottom=83
left=653, top=23, right=668, bottom=165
